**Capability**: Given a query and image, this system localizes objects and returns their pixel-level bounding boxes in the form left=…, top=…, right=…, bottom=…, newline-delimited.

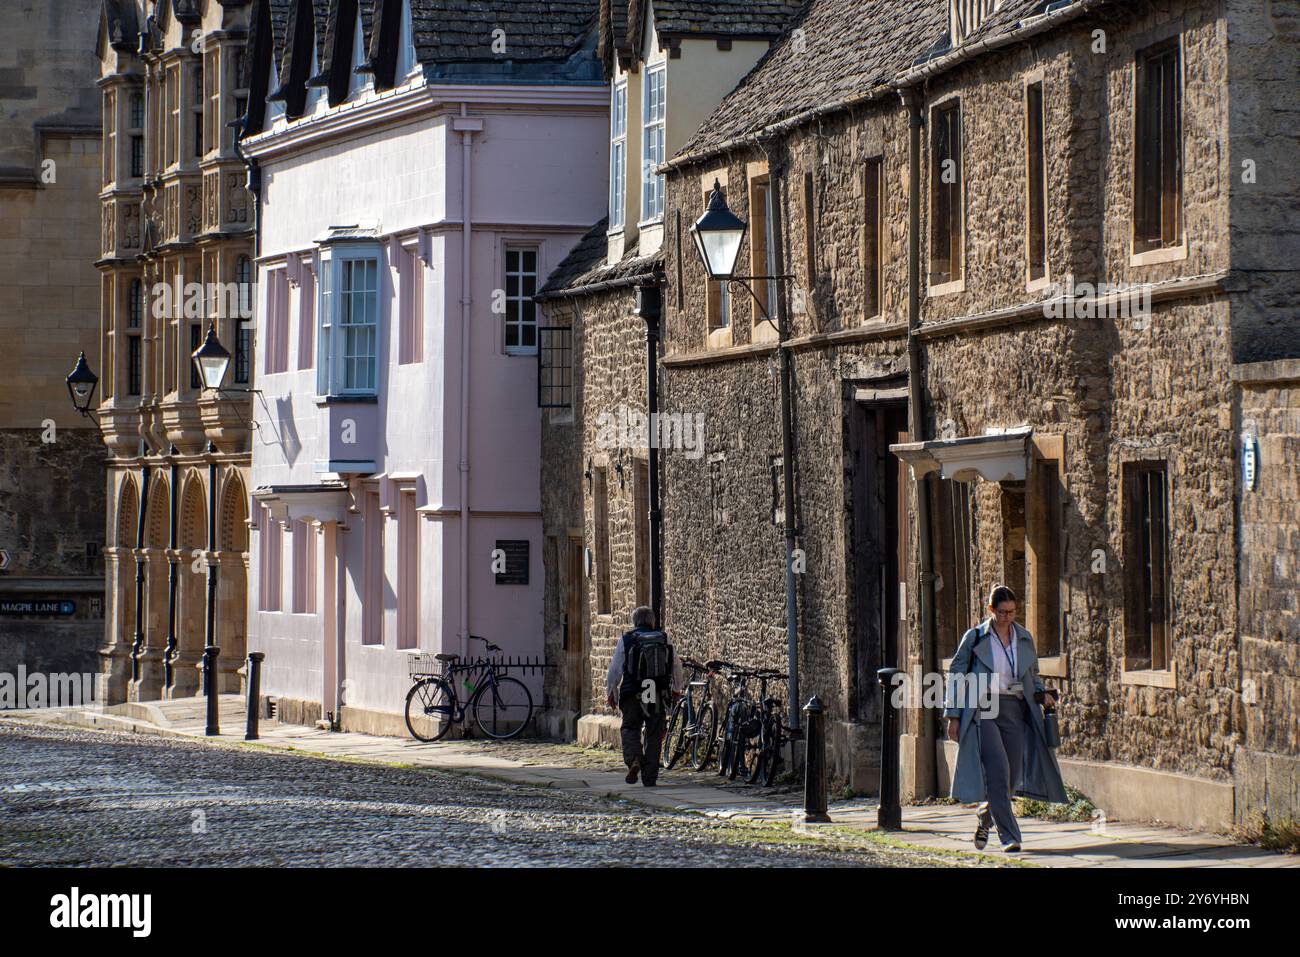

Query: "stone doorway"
left=847, top=398, right=909, bottom=725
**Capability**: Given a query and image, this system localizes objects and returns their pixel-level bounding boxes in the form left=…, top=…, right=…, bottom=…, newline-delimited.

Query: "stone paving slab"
left=8, top=697, right=1297, bottom=869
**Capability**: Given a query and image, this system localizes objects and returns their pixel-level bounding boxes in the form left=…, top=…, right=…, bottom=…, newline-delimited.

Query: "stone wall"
left=1233, top=359, right=1300, bottom=821
left=652, top=0, right=1274, bottom=814
left=0, top=429, right=106, bottom=685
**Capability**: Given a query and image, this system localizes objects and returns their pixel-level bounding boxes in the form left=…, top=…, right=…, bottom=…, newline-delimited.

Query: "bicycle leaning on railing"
left=403, top=635, right=539, bottom=742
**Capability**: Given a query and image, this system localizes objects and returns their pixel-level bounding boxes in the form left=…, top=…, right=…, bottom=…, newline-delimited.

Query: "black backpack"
left=623, top=629, right=673, bottom=690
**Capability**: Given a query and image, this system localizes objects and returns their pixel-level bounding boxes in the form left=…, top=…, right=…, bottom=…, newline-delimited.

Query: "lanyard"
left=994, top=626, right=1016, bottom=676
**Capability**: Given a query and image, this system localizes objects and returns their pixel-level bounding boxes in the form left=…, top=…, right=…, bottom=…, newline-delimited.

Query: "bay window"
left=610, top=80, right=627, bottom=229
left=642, top=65, right=666, bottom=221
left=316, top=243, right=382, bottom=396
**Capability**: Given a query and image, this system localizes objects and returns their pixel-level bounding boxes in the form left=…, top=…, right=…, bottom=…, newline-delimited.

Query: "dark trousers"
left=977, top=695, right=1028, bottom=845
left=619, top=692, right=666, bottom=779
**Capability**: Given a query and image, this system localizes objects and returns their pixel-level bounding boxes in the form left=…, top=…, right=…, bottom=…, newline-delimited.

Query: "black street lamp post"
left=690, top=180, right=801, bottom=736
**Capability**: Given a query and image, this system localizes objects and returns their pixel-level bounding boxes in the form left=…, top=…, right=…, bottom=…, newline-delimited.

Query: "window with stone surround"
left=1025, top=80, right=1048, bottom=282
left=1133, top=39, right=1183, bottom=254
left=165, top=66, right=179, bottom=168
left=863, top=156, right=883, bottom=318
left=234, top=255, right=253, bottom=384
left=192, top=60, right=205, bottom=159
left=128, top=91, right=143, bottom=179
left=1123, top=461, right=1171, bottom=672
left=930, top=99, right=964, bottom=287
left=102, top=90, right=116, bottom=186
left=748, top=172, right=777, bottom=323
left=593, top=467, right=612, bottom=615
left=1026, top=439, right=1064, bottom=660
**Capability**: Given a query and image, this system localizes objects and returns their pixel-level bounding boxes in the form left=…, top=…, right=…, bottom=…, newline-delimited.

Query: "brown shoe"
left=625, top=758, right=640, bottom=784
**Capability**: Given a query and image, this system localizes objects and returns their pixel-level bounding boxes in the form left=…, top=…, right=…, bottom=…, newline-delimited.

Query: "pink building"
left=239, top=0, right=606, bottom=733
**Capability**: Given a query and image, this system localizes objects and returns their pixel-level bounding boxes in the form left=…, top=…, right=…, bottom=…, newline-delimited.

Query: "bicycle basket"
left=407, top=654, right=442, bottom=677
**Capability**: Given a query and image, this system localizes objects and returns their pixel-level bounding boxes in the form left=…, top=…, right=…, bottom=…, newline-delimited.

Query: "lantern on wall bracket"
left=688, top=179, right=793, bottom=327
left=66, top=352, right=99, bottom=416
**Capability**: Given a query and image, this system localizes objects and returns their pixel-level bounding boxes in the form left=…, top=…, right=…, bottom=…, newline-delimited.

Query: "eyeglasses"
left=992, top=606, right=1017, bottom=617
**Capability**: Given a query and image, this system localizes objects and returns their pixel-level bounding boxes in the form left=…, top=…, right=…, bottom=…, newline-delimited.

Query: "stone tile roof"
left=409, top=0, right=598, bottom=64
left=650, top=0, right=808, bottom=38
left=672, top=0, right=1079, bottom=165
left=536, top=219, right=665, bottom=299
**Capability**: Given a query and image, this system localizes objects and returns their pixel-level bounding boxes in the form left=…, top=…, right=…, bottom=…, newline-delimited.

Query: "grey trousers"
left=977, top=695, right=1028, bottom=845
left=619, top=692, right=666, bottom=778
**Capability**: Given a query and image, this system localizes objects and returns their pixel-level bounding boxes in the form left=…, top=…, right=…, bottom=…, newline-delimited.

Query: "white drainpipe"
left=454, top=104, right=482, bottom=659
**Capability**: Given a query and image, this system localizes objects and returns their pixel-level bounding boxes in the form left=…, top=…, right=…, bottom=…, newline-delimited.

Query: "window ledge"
left=1129, top=242, right=1187, bottom=268
left=706, top=325, right=732, bottom=351
left=1120, top=661, right=1176, bottom=688
left=928, top=276, right=966, bottom=298
left=1026, top=274, right=1052, bottom=294
left=314, top=394, right=379, bottom=405
left=637, top=216, right=664, bottom=230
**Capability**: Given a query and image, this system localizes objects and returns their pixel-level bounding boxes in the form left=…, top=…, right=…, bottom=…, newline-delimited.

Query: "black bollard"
left=876, top=667, right=903, bottom=829
left=802, top=697, right=831, bottom=823
left=203, top=644, right=220, bottom=736
left=245, top=652, right=265, bottom=741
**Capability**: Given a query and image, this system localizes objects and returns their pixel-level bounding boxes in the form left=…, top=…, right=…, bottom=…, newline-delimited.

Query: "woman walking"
left=943, top=585, right=1067, bottom=852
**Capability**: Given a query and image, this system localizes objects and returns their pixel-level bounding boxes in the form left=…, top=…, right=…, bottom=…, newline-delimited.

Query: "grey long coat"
left=942, top=619, right=1068, bottom=805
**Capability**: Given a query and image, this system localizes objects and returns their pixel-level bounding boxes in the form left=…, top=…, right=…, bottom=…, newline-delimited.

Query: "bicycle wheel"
left=404, top=677, right=455, bottom=742
left=691, top=700, right=717, bottom=770
left=471, top=675, right=533, bottom=739
left=761, top=726, right=785, bottom=787
left=717, top=709, right=735, bottom=778
left=663, top=699, right=688, bottom=769
left=745, top=719, right=769, bottom=785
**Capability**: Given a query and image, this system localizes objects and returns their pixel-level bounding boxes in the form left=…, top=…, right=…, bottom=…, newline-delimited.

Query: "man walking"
left=606, top=606, right=683, bottom=787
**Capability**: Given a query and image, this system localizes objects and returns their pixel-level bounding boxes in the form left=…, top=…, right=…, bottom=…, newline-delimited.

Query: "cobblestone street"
left=0, top=721, right=970, bottom=867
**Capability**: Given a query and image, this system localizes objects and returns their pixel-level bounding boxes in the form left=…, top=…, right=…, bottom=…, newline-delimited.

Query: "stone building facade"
left=93, top=0, right=256, bottom=704
left=647, top=0, right=1297, bottom=829
left=0, top=0, right=106, bottom=690
left=536, top=0, right=800, bottom=741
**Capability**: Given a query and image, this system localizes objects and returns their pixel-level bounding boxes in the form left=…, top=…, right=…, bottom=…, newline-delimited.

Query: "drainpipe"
left=455, top=104, right=479, bottom=660
left=637, top=287, right=663, bottom=623
left=902, top=87, right=938, bottom=797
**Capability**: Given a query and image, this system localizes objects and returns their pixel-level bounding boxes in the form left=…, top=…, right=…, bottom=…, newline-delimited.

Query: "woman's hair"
left=987, top=584, right=1018, bottom=610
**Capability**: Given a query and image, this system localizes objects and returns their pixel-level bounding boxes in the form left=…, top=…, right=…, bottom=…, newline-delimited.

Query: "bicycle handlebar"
left=468, top=634, right=502, bottom=653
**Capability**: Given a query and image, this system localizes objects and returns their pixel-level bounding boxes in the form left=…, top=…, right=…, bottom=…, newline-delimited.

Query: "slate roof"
left=317, top=0, right=376, bottom=82
left=650, top=0, right=807, bottom=38
left=672, top=0, right=1087, bottom=166
left=536, top=219, right=664, bottom=299
left=97, top=0, right=140, bottom=53
left=408, top=0, right=597, bottom=64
